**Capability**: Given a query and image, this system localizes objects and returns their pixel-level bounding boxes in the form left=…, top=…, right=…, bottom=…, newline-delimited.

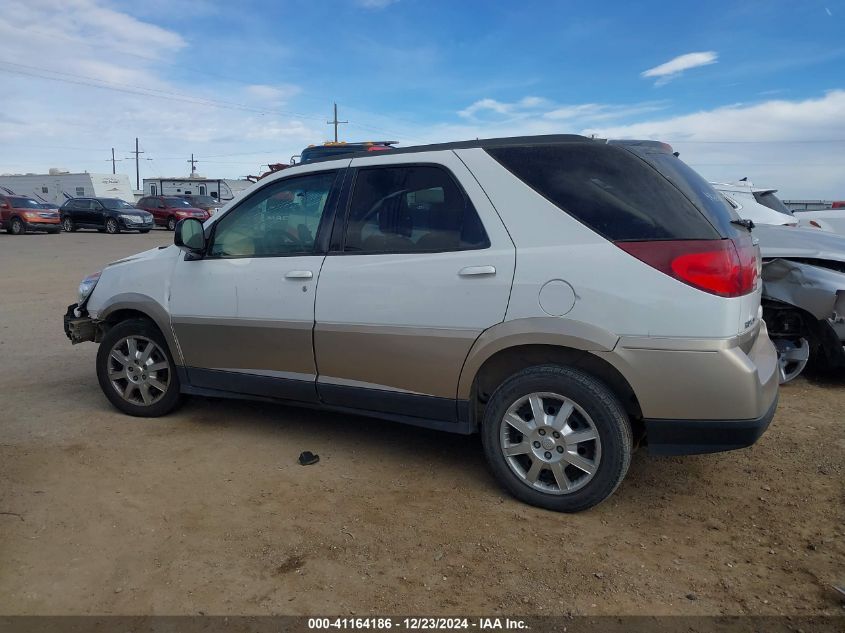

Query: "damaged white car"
left=753, top=224, right=845, bottom=382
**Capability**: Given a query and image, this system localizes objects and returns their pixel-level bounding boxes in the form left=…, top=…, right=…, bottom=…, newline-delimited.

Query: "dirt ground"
left=0, top=230, right=842, bottom=617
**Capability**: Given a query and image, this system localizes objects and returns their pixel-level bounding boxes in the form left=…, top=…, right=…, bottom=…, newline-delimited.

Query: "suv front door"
left=314, top=154, right=516, bottom=424
left=169, top=166, right=345, bottom=402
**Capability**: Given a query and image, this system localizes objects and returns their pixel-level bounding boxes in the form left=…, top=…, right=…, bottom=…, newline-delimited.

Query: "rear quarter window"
left=486, top=143, right=722, bottom=241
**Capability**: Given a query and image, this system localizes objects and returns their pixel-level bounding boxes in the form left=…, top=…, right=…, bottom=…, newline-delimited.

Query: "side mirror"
left=174, top=218, right=206, bottom=258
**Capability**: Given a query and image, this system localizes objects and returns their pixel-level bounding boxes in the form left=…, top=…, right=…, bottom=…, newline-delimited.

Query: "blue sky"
left=1, top=0, right=843, bottom=196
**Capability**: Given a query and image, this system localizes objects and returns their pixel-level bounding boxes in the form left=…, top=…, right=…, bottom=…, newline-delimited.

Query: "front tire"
left=105, top=218, right=120, bottom=234
left=166, top=216, right=177, bottom=231
left=481, top=365, right=632, bottom=512
left=96, top=319, right=183, bottom=417
left=8, top=217, right=24, bottom=235
left=62, top=216, right=76, bottom=232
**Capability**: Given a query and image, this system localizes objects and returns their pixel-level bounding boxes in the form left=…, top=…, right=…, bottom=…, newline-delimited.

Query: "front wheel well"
left=470, top=344, right=643, bottom=438
left=96, top=309, right=160, bottom=341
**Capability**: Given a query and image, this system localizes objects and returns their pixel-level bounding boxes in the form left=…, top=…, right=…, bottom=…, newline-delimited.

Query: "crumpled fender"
left=762, top=258, right=845, bottom=321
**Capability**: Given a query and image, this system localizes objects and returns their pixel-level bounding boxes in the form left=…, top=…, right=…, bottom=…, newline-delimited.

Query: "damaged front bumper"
left=63, top=303, right=97, bottom=344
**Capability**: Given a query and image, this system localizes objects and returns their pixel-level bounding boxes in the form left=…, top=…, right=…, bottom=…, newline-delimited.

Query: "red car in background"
left=136, top=195, right=210, bottom=231
left=0, top=194, right=60, bottom=234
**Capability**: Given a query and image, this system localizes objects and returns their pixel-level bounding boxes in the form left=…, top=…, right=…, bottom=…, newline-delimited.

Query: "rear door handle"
left=458, top=265, right=496, bottom=277
left=285, top=270, right=313, bottom=280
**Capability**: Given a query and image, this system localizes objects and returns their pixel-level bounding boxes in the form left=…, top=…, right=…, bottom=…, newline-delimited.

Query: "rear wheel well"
left=470, top=344, right=643, bottom=439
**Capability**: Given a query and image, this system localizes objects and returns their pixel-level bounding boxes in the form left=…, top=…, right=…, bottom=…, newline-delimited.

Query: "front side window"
left=753, top=191, right=793, bottom=216
left=344, top=165, right=489, bottom=253
left=209, top=170, right=337, bottom=258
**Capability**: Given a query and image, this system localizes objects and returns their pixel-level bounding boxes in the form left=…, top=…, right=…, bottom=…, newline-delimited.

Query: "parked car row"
left=1, top=194, right=212, bottom=235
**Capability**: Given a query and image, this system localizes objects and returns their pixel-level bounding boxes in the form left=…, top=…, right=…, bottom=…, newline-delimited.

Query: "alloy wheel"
left=106, top=335, right=171, bottom=406
left=11, top=218, right=23, bottom=234
left=775, top=338, right=810, bottom=383
left=499, top=392, right=601, bottom=495
left=106, top=218, right=118, bottom=234
left=62, top=217, right=73, bottom=232
left=167, top=216, right=176, bottom=231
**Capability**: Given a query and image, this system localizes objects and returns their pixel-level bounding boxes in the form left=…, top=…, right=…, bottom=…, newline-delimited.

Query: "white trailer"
left=0, top=171, right=135, bottom=205
left=142, top=177, right=250, bottom=202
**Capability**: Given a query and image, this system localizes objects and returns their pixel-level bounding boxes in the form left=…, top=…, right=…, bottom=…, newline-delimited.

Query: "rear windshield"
left=753, top=191, right=793, bottom=216
left=486, top=143, right=722, bottom=241
left=614, top=142, right=740, bottom=236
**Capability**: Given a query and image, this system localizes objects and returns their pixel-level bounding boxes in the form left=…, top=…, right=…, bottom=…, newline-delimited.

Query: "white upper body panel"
left=460, top=148, right=758, bottom=340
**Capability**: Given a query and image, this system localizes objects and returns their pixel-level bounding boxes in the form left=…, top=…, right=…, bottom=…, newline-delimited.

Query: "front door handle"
left=458, top=265, right=496, bottom=277
left=285, top=270, right=313, bottom=280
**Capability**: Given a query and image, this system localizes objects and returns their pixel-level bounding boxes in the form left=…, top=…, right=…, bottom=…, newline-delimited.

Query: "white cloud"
left=0, top=0, right=317, bottom=180
left=458, top=96, right=550, bottom=118
left=244, top=84, right=302, bottom=102
left=641, top=51, right=718, bottom=86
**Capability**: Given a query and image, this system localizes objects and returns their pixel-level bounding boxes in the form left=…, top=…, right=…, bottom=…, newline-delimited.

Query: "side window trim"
left=335, top=161, right=490, bottom=256
left=204, top=167, right=344, bottom=260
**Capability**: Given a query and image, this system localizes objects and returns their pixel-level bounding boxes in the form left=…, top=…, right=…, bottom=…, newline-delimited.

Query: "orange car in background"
left=0, top=194, right=61, bottom=234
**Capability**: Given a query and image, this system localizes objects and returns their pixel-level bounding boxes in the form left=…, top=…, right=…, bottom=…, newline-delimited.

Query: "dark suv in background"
left=60, top=198, right=154, bottom=234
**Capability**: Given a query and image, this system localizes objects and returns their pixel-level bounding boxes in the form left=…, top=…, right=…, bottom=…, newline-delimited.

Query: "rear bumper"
left=596, top=321, right=780, bottom=422
left=645, top=392, right=778, bottom=456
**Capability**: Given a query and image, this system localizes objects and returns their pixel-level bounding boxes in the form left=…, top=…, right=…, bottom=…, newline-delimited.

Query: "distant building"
left=0, top=170, right=134, bottom=204
left=142, top=176, right=251, bottom=202
left=783, top=199, right=836, bottom=212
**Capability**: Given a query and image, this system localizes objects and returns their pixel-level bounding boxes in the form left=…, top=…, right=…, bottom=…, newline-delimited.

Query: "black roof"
left=306, top=134, right=592, bottom=164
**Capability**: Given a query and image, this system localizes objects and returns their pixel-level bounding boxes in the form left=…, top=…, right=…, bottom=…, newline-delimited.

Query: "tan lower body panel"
left=314, top=323, right=481, bottom=398
left=171, top=316, right=316, bottom=376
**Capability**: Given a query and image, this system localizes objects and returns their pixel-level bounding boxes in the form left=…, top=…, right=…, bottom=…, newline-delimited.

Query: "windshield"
left=101, top=198, right=135, bottom=210
left=753, top=191, right=793, bottom=216
left=165, top=197, right=193, bottom=207
left=9, top=197, right=42, bottom=209
left=37, top=202, right=57, bottom=209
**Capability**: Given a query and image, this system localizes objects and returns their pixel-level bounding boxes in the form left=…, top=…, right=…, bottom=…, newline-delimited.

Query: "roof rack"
left=305, top=134, right=591, bottom=164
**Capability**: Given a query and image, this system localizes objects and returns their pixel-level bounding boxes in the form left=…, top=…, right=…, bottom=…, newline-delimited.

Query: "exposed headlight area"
left=77, top=271, right=101, bottom=305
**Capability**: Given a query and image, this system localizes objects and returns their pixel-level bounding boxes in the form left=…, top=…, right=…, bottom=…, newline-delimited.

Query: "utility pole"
left=107, top=148, right=123, bottom=174
left=128, top=138, right=144, bottom=190
left=326, top=102, right=347, bottom=142
left=187, top=153, right=198, bottom=176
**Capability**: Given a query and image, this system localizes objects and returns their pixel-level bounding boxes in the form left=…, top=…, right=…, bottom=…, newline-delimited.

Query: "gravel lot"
left=0, top=230, right=843, bottom=616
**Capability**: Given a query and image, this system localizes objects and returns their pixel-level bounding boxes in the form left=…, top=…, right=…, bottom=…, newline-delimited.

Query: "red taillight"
left=616, top=238, right=757, bottom=297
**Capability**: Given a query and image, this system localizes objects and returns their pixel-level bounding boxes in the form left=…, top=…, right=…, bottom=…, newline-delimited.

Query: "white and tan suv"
left=63, top=135, right=779, bottom=512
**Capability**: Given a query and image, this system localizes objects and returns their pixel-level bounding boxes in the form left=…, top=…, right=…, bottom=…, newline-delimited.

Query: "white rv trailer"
left=0, top=170, right=134, bottom=205
left=142, top=177, right=251, bottom=202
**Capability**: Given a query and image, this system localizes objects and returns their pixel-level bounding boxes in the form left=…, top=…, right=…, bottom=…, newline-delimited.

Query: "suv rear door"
left=313, top=152, right=515, bottom=423
left=169, top=165, right=346, bottom=402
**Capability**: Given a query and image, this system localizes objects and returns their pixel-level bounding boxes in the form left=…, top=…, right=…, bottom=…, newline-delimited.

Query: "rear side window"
left=344, top=165, right=489, bottom=253
left=487, top=143, right=721, bottom=241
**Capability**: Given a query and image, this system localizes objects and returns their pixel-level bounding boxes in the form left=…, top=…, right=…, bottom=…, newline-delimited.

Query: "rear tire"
left=96, top=319, right=183, bottom=417
left=481, top=365, right=632, bottom=512
left=8, top=217, right=24, bottom=235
